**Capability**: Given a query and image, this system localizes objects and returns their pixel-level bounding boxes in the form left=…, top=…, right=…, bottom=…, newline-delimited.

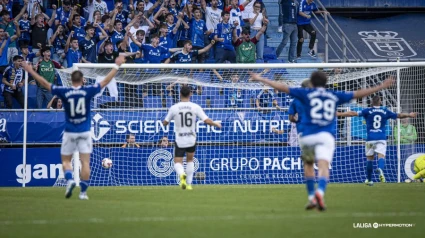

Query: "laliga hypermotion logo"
left=91, top=113, right=111, bottom=141
left=358, top=30, right=417, bottom=58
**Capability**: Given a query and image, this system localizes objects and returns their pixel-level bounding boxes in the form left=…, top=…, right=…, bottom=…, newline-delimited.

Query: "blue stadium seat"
left=256, top=59, right=264, bottom=63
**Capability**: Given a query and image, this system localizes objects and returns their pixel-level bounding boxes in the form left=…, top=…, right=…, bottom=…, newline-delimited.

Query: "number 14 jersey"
left=164, top=102, right=209, bottom=148
left=51, top=83, right=101, bottom=133
left=358, top=106, right=397, bottom=141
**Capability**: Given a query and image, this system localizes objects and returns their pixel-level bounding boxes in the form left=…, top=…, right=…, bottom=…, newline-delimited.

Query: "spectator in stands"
left=55, top=0, right=72, bottom=27
left=35, top=47, right=62, bottom=108
left=64, top=33, right=82, bottom=68
left=128, top=13, right=154, bottom=46
left=87, top=0, right=109, bottom=23
left=225, top=74, right=244, bottom=108
left=19, top=44, right=36, bottom=64
left=2, top=55, right=24, bottom=109
left=47, top=95, right=63, bottom=109
left=27, top=0, right=43, bottom=18
left=256, top=88, right=277, bottom=114
left=394, top=118, right=417, bottom=144
left=96, top=40, right=119, bottom=99
left=176, top=4, right=191, bottom=47
left=110, top=0, right=129, bottom=28
left=158, top=136, right=170, bottom=147
left=121, top=133, right=140, bottom=148
left=80, top=24, right=108, bottom=63
left=225, top=0, right=252, bottom=37
left=297, top=0, right=328, bottom=59
left=49, top=24, right=66, bottom=67
left=69, top=8, right=86, bottom=42
left=214, top=11, right=236, bottom=63
left=164, top=39, right=215, bottom=64
left=276, top=0, right=298, bottom=63
left=140, top=34, right=180, bottom=63
left=188, top=7, right=211, bottom=63
left=2, top=2, right=27, bottom=64
left=17, top=8, right=31, bottom=48
left=203, top=0, right=222, bottom=32
left=232, top=23, right=266, bottom=63
left=128, top=29, right=146, bottom=63
left=247, top=1, right=268, bottom=60
left=30, top=8, right=55, bottom=64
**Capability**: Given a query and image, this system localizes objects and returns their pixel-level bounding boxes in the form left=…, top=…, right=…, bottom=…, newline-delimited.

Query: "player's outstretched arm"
left=397, top=112, right=418, bottom=119
left=249, top=72, right=290, bottom=94
left=204, top=119, right=222, bottom=129
left=353, top=76, right=394, bottom=99
left=337, top=111, right=358, bottom=117
left=98, top=56, right=126, bottom=89
left=22, top=61, right=52, bottom=91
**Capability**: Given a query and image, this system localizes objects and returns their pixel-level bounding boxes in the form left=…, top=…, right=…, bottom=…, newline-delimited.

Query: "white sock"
left=174, top=163, right=185, bottom=176
left=186, top=162, right=194, bottom=185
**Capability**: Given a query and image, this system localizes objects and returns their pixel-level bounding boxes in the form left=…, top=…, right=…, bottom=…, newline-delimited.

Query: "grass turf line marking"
left=0, top=212, right=423, bottom=226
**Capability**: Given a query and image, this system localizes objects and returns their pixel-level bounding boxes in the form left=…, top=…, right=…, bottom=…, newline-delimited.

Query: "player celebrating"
left=22, top=56, right=126, bottom=200
left=250, top=71, right=394, bottom=211
left=162, top=85, right=221, bottom=190
left=338, top=95, right=416, bottom=185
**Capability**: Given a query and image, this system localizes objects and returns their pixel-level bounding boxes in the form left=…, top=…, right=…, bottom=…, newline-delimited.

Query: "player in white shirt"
left=163, top=85, right=221, bottom=190
left=22, top=56, right=126, bottom=200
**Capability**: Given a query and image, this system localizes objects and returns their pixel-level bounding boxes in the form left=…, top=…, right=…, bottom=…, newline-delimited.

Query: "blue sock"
left=80, top=180, right=89, bottom=193
left=64, top=170, right=73, bottom=181
left=306, top=177, right=315, bottom=199
left=378, top=158, right=385, bottom=171
left=317, top=177, right=327, bottom=196
left=366, top=160, right=373, bottom=181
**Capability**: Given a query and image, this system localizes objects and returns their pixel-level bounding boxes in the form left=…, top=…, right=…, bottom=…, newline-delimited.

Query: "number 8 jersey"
left=51, top=83, right=101, bottom=133
left=357, top=106, right=397, bottom=141
left=164, top=102, right=209, bottom=148
left=289, top=87, right=354, bottom=137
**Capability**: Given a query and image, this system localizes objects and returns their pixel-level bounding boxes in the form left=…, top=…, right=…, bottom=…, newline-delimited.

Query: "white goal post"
left=48, top=62, right=425, bottom=186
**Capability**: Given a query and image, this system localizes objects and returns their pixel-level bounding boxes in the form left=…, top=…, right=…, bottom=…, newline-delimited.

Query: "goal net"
left=55, top=62, right=425, bottom=186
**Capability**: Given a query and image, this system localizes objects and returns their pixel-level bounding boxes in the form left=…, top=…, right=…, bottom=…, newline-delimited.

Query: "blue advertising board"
left=1, top=145, right=422, bottom=187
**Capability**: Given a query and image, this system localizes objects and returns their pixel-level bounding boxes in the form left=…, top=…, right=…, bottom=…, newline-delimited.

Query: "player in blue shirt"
left=250, top=71, right=394, bottom=211
left=288, top=79, right=311, bottom=145
left=297, top=0, right=328, bottom=58
left=338, top=95, right=417, bottom=185
left=21, top=56, right=126, bottom=200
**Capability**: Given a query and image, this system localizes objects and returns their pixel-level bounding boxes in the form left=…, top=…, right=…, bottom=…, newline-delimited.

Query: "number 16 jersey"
left=358, top=106, right=397, bottom=141
left=164, top=102, right=209, bottom=148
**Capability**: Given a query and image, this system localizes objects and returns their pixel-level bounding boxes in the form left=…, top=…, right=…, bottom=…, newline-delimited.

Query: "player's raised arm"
left=353, top=76, right=395, bottom=99
left=249, top=72, right=290, bottom=94
left=22, top=61, right=52, bottom=91
left=98, top=56, right=126, bottom=89
left=397, top=112, right=418, bottom=119
left=337, top=111, right=359, bottom=117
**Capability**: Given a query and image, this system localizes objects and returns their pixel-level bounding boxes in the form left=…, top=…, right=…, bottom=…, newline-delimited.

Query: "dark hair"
left=126, top=133, right=135, bottom=140
left=104, top=41, right=113, bottom=47
left=114, top=20, right=123, bottom=26
left=71, top=70, right=84, bottom=83
left=372, top=95, right=381, bottom=106
left=101, top=15, right=110, bottom=23
left=40, top=47, right=50, bottom=56
left=310, top=71, right=328, bottom=87
left=165, top=13, right=174, bottom=18
left=13, top=55, right=23, bottom=62
left=20, top=44, right=29, bottom=49
left=180, top=85, right=192, bottom=98
left=85, top=24, right=95, bottom=32
left=0, top=10, right=9, bottom=17
left=136, top=30, right=145, bottom=35
left=70, top=37, right=79, bottom=43
left=52, top=98, right=62, bottom=109
left=242, top=29, right=250, bottom=35
left=221, top=11, right=230, bottom=17
left=72, top=14, right=80, bottom=22
left=150, top=34, right=160, bottom=39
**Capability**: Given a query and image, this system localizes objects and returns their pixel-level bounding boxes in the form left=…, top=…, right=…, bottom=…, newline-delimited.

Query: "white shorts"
left=299, top=132, right=335, bottom=162
left=365, top=140, right=387, bottom=157
left=61, top=131, right=93, bottom=155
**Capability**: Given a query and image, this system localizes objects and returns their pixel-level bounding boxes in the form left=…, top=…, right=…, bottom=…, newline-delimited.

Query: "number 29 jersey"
left=51, top=83, right=101, bottom=133
left=358, top=106, right=397, bottom=141
left=289, top=87, right=354, bottom=137
left=164, top=102, right=209, bottom=148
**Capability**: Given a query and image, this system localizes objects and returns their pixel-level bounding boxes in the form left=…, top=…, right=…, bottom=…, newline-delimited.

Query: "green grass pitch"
left=0, top=184, right=423, bottom=238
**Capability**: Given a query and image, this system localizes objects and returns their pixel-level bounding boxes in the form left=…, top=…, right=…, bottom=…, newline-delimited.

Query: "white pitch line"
left=0, top=212, right=423, bottom=226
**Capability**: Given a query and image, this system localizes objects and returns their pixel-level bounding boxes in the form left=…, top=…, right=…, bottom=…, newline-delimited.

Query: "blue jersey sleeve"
left=359, top=108, right=368, bottom=118
left=385, top=109, right=398, bottom=120
left=288, top=87, right=308, bottom=104
left=288, top=100, right=297, bottom=115
left=85, top=83, right=102, bottom=98
left=51, top=85, right=66, bottom=98
left=334, top=91, right=354, bottom=105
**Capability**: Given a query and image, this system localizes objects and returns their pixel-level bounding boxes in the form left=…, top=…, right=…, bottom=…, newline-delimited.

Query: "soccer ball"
left=102, top=158, right=113, bottom=169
